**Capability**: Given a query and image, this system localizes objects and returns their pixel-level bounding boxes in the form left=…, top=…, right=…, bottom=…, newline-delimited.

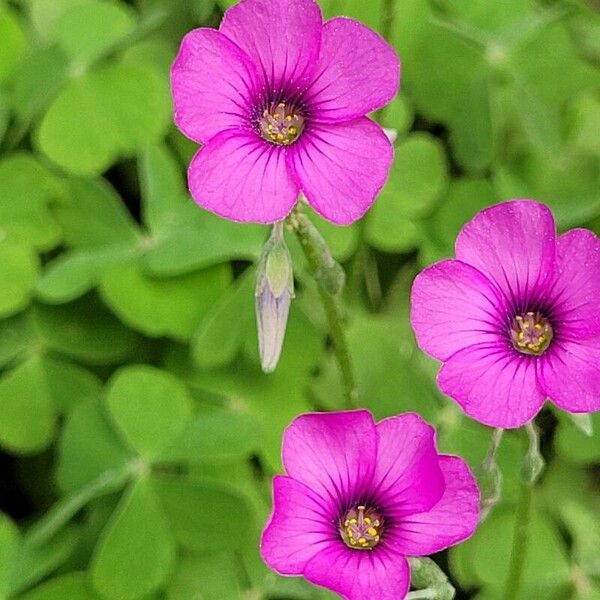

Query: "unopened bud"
left=522, top=422, right=545, bottom=485
left=408, top=557, right=455, bottom=600
left=255, top=223, right=294, bottom=373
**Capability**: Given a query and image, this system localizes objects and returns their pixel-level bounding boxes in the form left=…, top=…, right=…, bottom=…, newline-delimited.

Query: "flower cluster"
left=261, top=410, right=479, bottom=600
left=411, top=200, right=600, bottom=428
left=171, top=0, right=400, bottom=225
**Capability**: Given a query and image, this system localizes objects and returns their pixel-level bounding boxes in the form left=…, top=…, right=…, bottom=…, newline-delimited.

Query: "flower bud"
left=255, top=223, right=294, bottom=373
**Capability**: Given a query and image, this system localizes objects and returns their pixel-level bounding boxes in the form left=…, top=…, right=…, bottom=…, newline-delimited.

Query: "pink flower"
left=411, top=200, right=600, bottom=429
left=260, top=410, right=479, bottom=600
left=170, top=0, right=400, bottom=225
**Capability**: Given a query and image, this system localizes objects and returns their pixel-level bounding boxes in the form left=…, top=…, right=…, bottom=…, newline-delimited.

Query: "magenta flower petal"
left=288, top=118, right=393, bottom=225
left=282, top=410, right=377, bottom=503
left=260, top=476, right=335, bottom=575
left=411, top=260, right=508, bottom=362
left=171, top=28, right=260, bottom=144
left=303, top=543, right=410, bottom=600
left=390, top=456, right=479, bottom=556
left=188, top=129, right=299, bottom=223
left=438, top=343, right=546, bottom=428
left=374, top=414, right=444, bottom=516
left=262, top=410, right=479, bottom=599
left=549, top=229, right=600, bottom=338
left=540, top=337, right=600, bottom=413
left=455, top=200, right=556, bottom=306
left=303, top=17, right=400, bottom=122
left=220, top=0, right=322, bottom=90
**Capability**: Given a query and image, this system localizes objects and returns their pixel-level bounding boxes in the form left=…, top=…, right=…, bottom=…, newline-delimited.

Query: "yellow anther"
left=288, top=126, right=297, bottom=135
left=349, top=519, right=357, bottom=525
left=367, top=527, right=377, bottom=536
left=358, top=538, right=366, bottom=544
left=364, top=517, right=372, bottom=525
left=285, top=115, right=293, bottom=122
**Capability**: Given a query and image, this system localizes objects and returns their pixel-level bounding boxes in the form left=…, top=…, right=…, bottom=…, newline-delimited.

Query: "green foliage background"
left=0, top=0, right=599, bottom=598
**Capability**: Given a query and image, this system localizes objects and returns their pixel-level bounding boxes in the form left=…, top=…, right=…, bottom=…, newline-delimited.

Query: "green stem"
left=504, top=422, right=543, bottom=600
left=287, top=207, right=359, bottom=408
left=503, top=478, right=533, bottom=600
left=25, top=463, right=135, bottom=548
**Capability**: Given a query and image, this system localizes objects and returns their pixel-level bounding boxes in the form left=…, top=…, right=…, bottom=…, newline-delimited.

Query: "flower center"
left=339, top=505, right=383, bottom=550
left=259, top=102, right=304, bottom=146
left=511, top=311, right=553, bottom=356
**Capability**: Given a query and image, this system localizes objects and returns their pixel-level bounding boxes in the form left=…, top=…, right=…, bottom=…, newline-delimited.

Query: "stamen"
left=511, top=312, right=553, bottom=356
left=340, top=506, right=383, bottom=550
left=258, top=102, right=304, bottom=146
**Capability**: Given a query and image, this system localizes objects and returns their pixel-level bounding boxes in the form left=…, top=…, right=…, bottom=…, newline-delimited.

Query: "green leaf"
left=0, top=239, right=39, bottom=318
left=450, top=505, right=570, bottom=592
left=28, top=0, right=93, bottom=40
left=0, top=513, right=20, bottom=599
left=430, top=177, right=499, bottom=255
left=166, top=553, right=241, bottom=600
left=555, top=411, right=600, bottom=464
left=10, top=45, right=69, bottom=126
left=0, top=357, right=56, bottom=454
left=159, top=409, right=259, bottom=464
left=139, top=144, right=187, bottom=232
left=0, top=153, right=63, bottom=251
left=37, top=62, right=170, bottom=176
left=100, top=263, right=231, bottom=341
left=0, top=312, right=34, bottom=369
left=450, top=72, right=496, bottom=172
left=18, top=572, right=99, bottom=600
left=10, top=525, right=79, bottom=597
left=152, top=476, right=253, bottom=552
left=36, top=243, right=141, bottom=304
left=57, top=398, right=131, bottom=494
left=0, top=5, right=26, bottom=84
left=55, top=178, right=140, bottom=248
left=106, top=366, right=193, bottom=461
left=91, top=480, right=175, bottom=600
left=144, top=208, right=265, bottom=276
left=54, top=2, right=135, bottom=66
left=559, top=502, right=600, bottom=576
left=32, top=295, right=142, bottom=365
left=192, top=268, right=255, bottom=368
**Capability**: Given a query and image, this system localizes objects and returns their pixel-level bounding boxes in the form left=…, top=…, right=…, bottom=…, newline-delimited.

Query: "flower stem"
left=503, top=478, right=533, bottom=600
left=478, top=428, right=504, bottom=519
left=287, top=206, right=359, bottom=408
left=504, top=422, right=543, bottom=600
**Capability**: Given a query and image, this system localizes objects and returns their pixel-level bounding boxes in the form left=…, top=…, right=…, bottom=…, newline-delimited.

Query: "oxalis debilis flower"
left=170, top=0, right=400, bottom=225
left=411, top=200, right=600, bottom=429
left=260, top=410, right=479, bottom=599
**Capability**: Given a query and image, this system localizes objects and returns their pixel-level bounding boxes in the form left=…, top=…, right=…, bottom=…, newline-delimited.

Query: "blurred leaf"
left=555, top=411, right=600, bottom=463
left=91, top=480, right=175, bottom=600
left=144, top=207, right=265, bottom=276
left=450, top=505, right=570, bottom=593
left=560, top=502, right=600, bottom=576
left=37, top=61, right=170, bottom=175
left=159, top=409, right=260, bottom=464
left=568, top=91, right=600, bottom=155
left=192, top=268, right=255, bottom=368
left=54, top=2, right=135, bottom=66
left=57, top=398, right=131, bottom=494
left=28, top=0, right=93, bottom=40
left=165, top=553, right=241, bottom=600
left=18, top=572, right=99, bottom=600
left=0, top=153, right=63, bottom=251
left=450, top=72, right=496, bottom=171
left=0, top=357, right=56, bottom=454
left=0, top=239, right=39, bottom=318
left=152, top=475, right=254, bottom=552
left=36, top=243, right=141, bottom=304
left=10, top=45, right=69, bottom=126
left=0, top=312, right=34, bottom=369
left=0, top=5, right=26, bottom=83
left=32, top=295, right=142, bottom=365
left=106, top=365, right=193, bottom=461
left=100, top=263, right=231, bottom=341
left=380, top=93, right=415, bottom=138
left=139, top=143, right=187, bottom=232
left=493, top=149, right=600, bottom=229
left=55, top=178, right=140, bottom=248
left=0, top=513, right=20, bottom=598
